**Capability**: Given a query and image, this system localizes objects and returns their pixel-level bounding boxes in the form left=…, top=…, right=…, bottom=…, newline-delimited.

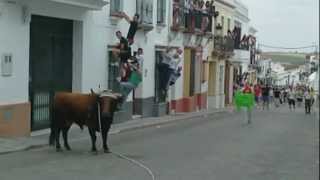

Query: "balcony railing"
left=172, top=0, right=214, bottom=34
left=136, top=0, right=154, bottom=31
left=213, top=35, right=234, bottom=54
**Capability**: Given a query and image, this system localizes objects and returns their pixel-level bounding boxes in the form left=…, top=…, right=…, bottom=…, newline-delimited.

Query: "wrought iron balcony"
left=171, top=0, right=214, bottom=34
left=136, top=0, right=154, bottom=31
left=213, top=35, right=234, bottom=55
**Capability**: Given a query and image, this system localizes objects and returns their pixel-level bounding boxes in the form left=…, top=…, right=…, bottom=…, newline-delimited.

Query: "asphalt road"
left=0, top=105, right=318, bottom=180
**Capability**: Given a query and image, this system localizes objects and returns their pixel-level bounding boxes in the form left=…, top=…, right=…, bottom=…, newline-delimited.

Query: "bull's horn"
left=90, top=89, right=95, bottom=95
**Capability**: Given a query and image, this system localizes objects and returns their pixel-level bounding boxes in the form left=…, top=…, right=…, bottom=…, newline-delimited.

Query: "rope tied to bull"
left=97, top=102, right=156, bottom=180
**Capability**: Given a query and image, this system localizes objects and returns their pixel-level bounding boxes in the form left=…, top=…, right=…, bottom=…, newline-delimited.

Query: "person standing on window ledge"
left=121, top=12, right=140, bottom=45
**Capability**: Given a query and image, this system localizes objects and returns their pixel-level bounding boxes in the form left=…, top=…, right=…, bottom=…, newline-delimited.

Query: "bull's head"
left=91, top=89, right=124, bottom=118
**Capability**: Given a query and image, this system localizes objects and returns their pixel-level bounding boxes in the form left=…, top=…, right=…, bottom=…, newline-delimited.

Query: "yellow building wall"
left=208, top=61, right=217, bottom=96
left=183, top=49, right=191, bottom=97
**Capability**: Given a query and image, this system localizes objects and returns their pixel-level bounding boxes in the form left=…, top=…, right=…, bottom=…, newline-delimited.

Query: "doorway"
left=29, top=15, right=73, bottom=130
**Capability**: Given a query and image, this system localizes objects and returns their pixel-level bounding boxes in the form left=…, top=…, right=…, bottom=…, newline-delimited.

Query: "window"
left=108, top=51, right=120, bottom=92
left=155, top=51, right=166, bottom=103
left=137, top=0, right=153, bottom=25
left=227, top=18, right=231, bottom=31
left=110, top=0, right=122, bottom=15
left=157, top=0, right=166, bottom=24
left=221, top=16, right=224, bottom=33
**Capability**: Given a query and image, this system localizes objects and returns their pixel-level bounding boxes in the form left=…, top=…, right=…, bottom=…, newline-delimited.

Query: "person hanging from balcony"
left=112, top=30, right=132, bottom=99
left=113, top=31, right=131, bottom=65
left=167, top=48, right=183, bottom=87
left=117, top=50, right=143, bottom=109
left=159, top=47, right=183, bottom=91
left=120, top=12, right=140, bottom=45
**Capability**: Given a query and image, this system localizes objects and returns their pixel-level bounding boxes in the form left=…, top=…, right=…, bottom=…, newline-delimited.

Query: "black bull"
left=49, top=90, right=122, bottom=153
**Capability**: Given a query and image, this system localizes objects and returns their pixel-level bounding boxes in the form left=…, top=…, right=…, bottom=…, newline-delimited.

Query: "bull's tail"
left=49, top=103, right=56, bottom=146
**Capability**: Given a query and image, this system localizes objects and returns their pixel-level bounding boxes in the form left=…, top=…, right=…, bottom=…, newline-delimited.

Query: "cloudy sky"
left=241, top=0, right=319, bottom=52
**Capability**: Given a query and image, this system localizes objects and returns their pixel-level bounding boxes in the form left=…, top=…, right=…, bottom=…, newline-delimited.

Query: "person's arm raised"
left=121, top=12, right=132, bottom=23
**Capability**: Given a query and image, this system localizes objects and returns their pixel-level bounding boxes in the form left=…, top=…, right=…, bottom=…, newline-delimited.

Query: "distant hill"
left=262, top=52, right=307, bottom=66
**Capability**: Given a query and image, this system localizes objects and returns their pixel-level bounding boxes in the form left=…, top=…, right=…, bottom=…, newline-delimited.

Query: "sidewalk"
left=0, top=108, right=229, bottom=155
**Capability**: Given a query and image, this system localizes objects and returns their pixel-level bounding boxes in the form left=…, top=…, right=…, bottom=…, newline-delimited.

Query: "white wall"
left=0, top=2, right=29, bottom=105
left=1, top=0, right=209, bottom=107
left=0, top=0, right=109, bottom=105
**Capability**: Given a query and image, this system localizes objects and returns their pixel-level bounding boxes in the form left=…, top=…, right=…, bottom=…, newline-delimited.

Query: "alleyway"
left=0, top=106, right=318, bottom=180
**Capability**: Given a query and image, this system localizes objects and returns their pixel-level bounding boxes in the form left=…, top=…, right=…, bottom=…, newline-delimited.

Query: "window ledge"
left=156, top=23, right=166, bottom=27
left=171, top=26, right=185, bottom=32
left=110, top=12, right=123, bottom=18
left=109, top=12, right=122, bottom=25
left=138, top=23, right=154, bottom=32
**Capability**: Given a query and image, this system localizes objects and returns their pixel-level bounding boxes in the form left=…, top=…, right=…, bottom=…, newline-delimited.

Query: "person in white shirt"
left=136, top=48, right=144, bottom=72
left=304, top=89, right=312, bottom=114
left=161, top=47, right=183, bottom=90
left=269, top=87, right=274, bottom=104
left=288, top=88, right=296, bottom=111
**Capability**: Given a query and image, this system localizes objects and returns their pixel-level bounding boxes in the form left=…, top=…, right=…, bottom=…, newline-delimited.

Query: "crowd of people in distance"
left=238, top=82, right=317, bottom=114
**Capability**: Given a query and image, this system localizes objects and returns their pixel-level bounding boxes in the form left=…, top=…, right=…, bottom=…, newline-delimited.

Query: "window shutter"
left=162, top=0, right=166, bottom=24
left=157, top=0, right=161, bottom=23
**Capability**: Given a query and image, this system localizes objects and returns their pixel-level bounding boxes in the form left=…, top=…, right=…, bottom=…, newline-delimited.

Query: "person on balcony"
left=172, top=0, right=180, bottom=29
left=113, top=31, right=131, bottom=64
left=120, top=12, right=140, bottom=45
left=200, top=0, right=209, bottom=33
left=184, top=0, right=192, bottom=31
left=240, top=34, right=248, bottom=49
left=136, top=48, right=144, bottom=69
left=193, top=0, right=202, bottom=31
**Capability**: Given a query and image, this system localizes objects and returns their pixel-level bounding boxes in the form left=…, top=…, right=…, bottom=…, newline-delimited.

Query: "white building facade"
left=0, top=0, right=215, bottom=137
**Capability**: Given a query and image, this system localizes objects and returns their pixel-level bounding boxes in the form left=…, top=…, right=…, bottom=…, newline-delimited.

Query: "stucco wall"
left=0, top=2, right=29, bottom=105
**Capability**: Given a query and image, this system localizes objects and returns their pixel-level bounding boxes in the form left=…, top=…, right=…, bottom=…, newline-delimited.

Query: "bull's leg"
left=102, top=122, right=111, bottom=153
left=62, top=126, right=71, bottom=151
left=88, top=128, right=97, bottom=153
left=55, top=128, right=62, bottom=152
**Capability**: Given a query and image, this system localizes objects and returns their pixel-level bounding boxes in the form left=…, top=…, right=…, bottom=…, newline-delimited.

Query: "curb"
left=0, top=109, right=228, bottom=155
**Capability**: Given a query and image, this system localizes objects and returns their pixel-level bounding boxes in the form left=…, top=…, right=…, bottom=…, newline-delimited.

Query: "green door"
left=29, top=15, right=73, bottom=130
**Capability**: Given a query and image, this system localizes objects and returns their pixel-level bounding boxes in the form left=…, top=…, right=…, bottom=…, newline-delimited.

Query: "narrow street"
left=0, top=105, right=318, bottom=180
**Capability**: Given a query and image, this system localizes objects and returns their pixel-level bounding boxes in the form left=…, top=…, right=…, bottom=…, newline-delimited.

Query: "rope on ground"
left=97, top=98, right=155, bottom=180
left=111, top=151, right=156, bottom=180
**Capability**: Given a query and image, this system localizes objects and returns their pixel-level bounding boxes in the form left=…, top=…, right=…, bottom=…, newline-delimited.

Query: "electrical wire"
left=259, top=44, right=317, bottom=50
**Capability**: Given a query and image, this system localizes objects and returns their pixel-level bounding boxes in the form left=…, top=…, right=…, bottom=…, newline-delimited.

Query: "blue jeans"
left=120, top=81, right=135, bottom=101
